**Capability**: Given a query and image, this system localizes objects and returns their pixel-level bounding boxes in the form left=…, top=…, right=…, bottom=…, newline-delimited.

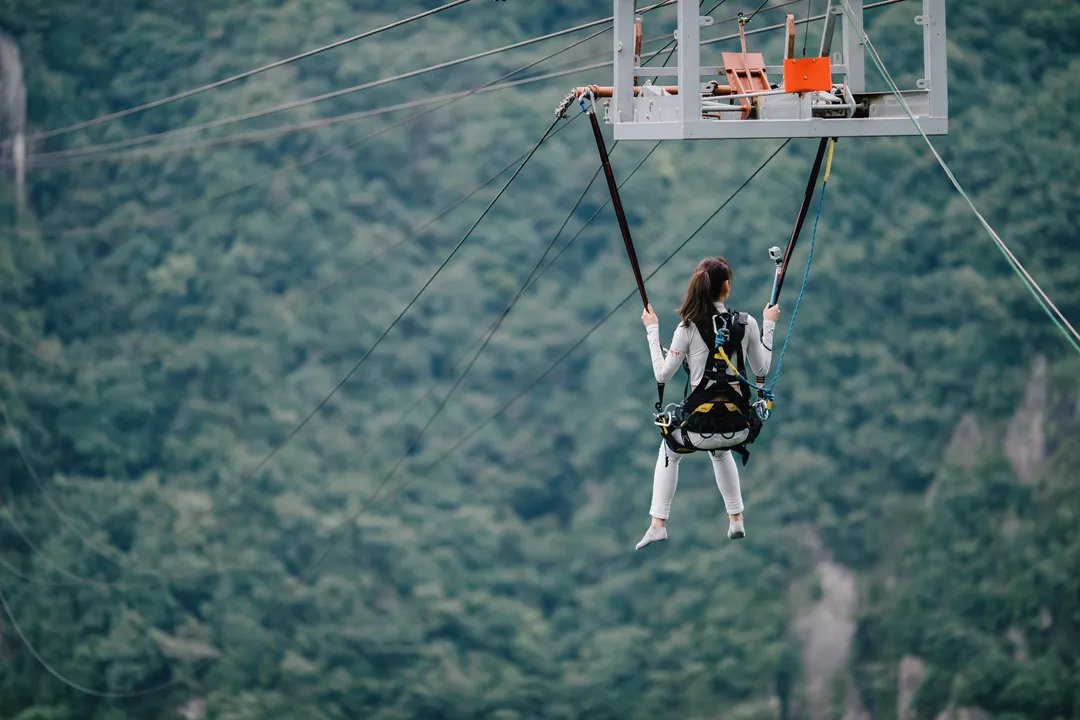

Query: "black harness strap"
left=584, top=104, right=665, bottom=410
left=775, top=138, right=831, bottom=300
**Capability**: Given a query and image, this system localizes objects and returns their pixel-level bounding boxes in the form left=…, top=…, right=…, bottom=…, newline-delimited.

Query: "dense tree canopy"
left=0, top=1, right=1077, bottom=718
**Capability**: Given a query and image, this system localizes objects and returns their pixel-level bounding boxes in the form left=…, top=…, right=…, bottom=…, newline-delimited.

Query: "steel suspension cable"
left=27, top=19, right=614, bottom=164
left=22, top=0, right=477, bottom=144
left=344, top=140, right=791, bottom=521
left=802, top=0, right=813, bottom=54
left=169, top=117, right=563, bottom=540
left=120, top=140, right=664, bottom=705
left=4, top=32, right=606, bottom=372
left=390, top=141, right=662, bottom=430
left=13, top=0, right=901, bottom=174
left=293, top=128, right=619, bottom=577
left=0, top=394, right=270, bottom=585
left=0, top=113, right=564, bottom=706
left=23, top=0, right=679, bottom=156
left=155, top=31, right=610, bottom=538
left=838, top=1, right=1080, bottom=353
left=26, top=67, right=602, bottom=168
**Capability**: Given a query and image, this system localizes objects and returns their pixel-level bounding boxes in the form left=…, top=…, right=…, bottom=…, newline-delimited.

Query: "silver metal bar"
left=614, top=116, right=947, bottom=140
left=676, top=0, right=701, bottom=123
left=635, top=66, right=723, bottom=76
left=614, top=0, right=637, bottom=123
left=842, top=0, right=865, bottom=92
left=819, top=0, right=842, bottom=57
left=608, top=0, right=944, bottom=141
left=923, top=0, right=948, bottom=119
left=709, top=88, right=789, bottom=101
left=700, top=104, right=747, bottom=112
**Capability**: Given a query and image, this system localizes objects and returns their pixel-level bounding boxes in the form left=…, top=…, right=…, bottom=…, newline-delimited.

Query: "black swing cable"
left=165, top=27, right=614, bottom=541
left=141, top=135, right=656, bottom=707
left=743, top=0, right=775, bottom=25
left=580, top=99, right=668, bottom=417
left=167, top=117, right=564, bottom=542
left=35, top=137, right=784, bottom=706
left=354, top=138, right=664, bottom=522
left=389, top=140, right=663, bottom=430
left=775, top=137, right=830, bottom=300
left=802, top=0, right=813, bottom=54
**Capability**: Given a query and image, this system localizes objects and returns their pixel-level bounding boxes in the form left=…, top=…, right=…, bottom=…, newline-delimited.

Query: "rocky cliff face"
left=797, top=532, right=859, bottom=720
left=1003, top=355, right=1048, bottom=483
left=0, top=30, right=26, bottom=213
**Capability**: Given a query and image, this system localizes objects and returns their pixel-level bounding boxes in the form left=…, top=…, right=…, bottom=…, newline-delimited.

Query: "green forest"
left=0, top=1, right=1077, bottom=718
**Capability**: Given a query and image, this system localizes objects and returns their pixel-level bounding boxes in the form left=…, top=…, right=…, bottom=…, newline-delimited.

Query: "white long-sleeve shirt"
left=645, top=302, right=775, bottom=388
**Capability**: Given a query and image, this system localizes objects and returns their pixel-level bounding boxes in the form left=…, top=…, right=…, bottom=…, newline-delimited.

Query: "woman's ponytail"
left=678, top=256, right=733, bottom=326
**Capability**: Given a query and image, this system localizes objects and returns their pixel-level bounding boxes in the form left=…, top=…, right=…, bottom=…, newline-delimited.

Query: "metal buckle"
left=752, top=398, right=771, bottom=421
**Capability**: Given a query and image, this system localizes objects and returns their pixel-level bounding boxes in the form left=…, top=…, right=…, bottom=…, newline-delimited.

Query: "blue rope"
left=767, top=177, right=829, bottom=396
left=703, top=172, right=829, bottom=409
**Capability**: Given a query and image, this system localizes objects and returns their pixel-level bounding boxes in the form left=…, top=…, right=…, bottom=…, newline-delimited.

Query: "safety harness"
left=654, top=310, right=763, bottom=465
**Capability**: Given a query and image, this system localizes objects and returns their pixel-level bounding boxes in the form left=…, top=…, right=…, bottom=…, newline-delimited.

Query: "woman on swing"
left=637, top=256, right=779, bottom=549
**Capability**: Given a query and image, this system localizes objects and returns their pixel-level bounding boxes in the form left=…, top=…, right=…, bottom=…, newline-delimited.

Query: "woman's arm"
left=744, top=308, right=777, bottom=378
left=643, top=304, right=689, bottom=384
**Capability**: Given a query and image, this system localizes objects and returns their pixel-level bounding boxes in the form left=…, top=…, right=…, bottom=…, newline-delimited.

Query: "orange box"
left=783, top=57, right=833, bottom=93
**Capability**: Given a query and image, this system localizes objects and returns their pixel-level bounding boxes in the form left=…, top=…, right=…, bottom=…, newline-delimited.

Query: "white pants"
left=649, top=429, right=747, bottom=520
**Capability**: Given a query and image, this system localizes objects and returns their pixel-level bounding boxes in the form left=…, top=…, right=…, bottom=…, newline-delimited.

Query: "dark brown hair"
left=678, top=256, right=733, bottom=326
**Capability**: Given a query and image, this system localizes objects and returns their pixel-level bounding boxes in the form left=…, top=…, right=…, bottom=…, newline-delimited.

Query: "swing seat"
left=721, top=51, right=770, bottom=119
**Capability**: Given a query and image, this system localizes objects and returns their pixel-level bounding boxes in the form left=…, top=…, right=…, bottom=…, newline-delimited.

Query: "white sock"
left=727, top=518, right=745, bottom=540
left=635, top=525, right=668, bottom=550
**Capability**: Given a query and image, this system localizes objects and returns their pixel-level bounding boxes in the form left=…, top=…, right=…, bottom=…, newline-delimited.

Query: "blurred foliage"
left=0, top=0, right=1077, bottom=718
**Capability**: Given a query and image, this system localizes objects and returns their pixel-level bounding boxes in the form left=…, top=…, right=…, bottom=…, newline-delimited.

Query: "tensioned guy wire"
left=325, top=141, right=791, bottom=530
left=0, top=117, right=564, bottom=701
left=20, top=0, right=679, bottom=149
left=167, top=116, right=564, bottom=541
left=387, top=140, right=662, bottom=431
left=21, top=0, right=477, bottom=144
left=838, top=1, right=1079, bottom=353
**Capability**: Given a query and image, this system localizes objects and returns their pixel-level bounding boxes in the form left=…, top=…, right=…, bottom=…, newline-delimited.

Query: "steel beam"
left=613, top=116, right=948, bottom=140
left=613, top=0, right=636, bottom=124
left=923, top=0, right=948, bottom=119
left=676, top=0, right=701, bottom=126
left=842, top=0, right=866, bottom=92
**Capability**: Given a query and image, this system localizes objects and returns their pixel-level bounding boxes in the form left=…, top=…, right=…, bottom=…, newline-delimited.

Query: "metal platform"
left=608, top=0, right=948, bottom=140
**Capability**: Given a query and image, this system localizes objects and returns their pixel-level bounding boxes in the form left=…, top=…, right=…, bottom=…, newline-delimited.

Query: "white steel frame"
left=610, top=0, right=948, bottom=140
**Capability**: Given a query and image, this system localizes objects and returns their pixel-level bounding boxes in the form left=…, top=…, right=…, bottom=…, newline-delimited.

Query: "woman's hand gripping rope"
left=641, top=303, right=659, bottom=328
